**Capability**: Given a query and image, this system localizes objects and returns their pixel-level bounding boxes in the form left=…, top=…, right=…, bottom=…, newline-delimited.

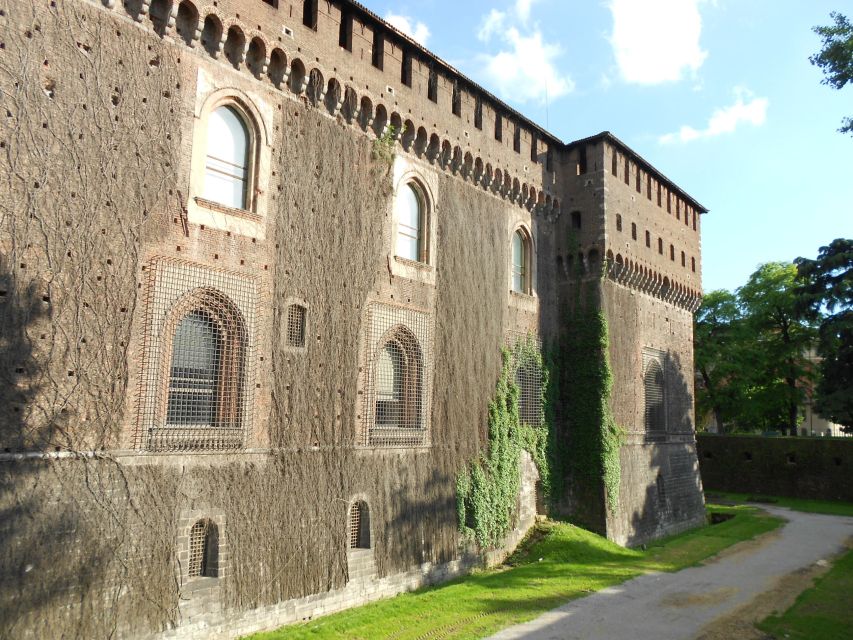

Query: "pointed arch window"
left=395, top=182, right=426, bottom=262
left=512, top=228, right=532, bottom=294
left=204, top=106, right=250, bottom=210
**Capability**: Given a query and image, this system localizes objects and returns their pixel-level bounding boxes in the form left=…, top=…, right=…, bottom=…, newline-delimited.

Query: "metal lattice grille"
left=362, top=304, right=432, bottom=447
left=136, top=258, right=258, bottom=451
left=188, top=519, right=218, bottom=578
left=348, top=501, right=370, bottom=549
left=286, top=304, right=306, bottom=348
left=508, top=333, right=544, bottom=427
left=643, top=350, right=666, bottom=433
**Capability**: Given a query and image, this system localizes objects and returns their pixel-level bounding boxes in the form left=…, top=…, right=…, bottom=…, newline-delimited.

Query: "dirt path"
left=487, top=506, right=853, bottom=640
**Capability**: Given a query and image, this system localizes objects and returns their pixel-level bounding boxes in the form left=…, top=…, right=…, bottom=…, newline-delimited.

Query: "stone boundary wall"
left=696, top=434, right=852, bottom=502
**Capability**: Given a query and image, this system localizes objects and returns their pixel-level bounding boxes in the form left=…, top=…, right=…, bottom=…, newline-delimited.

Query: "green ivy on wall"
left=456, top=336, right=550, bottom=549
left=551, top=274, right=624, bottom=516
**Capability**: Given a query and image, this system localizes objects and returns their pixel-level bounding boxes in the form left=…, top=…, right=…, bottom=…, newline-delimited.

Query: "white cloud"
left=659, top=89, right=769, bottom=144
left=609, top=0, right=708, bottom=85
left=475, top=3, right=573, bottom=104
left=385, top=12, right=430, bottom=46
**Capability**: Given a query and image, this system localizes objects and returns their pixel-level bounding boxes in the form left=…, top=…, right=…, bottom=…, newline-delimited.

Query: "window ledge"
left=394, top=256, right=433, bottom=271
left=195, top=197, right=262, bottom=223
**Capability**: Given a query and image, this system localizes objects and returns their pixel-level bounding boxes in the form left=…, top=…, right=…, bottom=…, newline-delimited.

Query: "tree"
left=795, top=239, right=853, bottom=431
left=694, top=290, right=744, bottom=432
left=810, top=12, right=853, bottom=135
left=737, top=263, right=817, bottom=436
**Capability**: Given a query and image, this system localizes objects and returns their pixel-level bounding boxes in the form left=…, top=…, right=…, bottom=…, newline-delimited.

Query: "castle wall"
left=0, top=1, right=709, bottom=636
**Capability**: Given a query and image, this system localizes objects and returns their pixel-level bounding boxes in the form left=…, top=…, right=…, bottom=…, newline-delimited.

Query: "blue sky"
left=368, top=0, right=852, bottom=293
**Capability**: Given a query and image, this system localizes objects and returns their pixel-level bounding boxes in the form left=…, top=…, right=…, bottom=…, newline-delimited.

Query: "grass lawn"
left=705, top=491, right=853, bottom=517
left=757, top=547, right=853, bottom=640
left=249, top=505, right=781, bottom=640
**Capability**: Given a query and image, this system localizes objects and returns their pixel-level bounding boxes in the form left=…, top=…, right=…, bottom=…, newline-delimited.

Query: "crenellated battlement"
left=90, top=0, right=565, bottom=215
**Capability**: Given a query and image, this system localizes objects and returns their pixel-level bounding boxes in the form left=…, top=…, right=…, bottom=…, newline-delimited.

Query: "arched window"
left=162, top=291, right=247, bottom=448
left=644, top=359, right=666, bottom=433
left=512, top=228, right=532, bottom=294
left=204, top=105, right=250, bottom=210
left=370, top=326, right=423, bottom=446
left=348, top=501, right=370, bottom=549
left=395, top=183, right=425, bottom=262
left=188, top=519, right=219, bottom=578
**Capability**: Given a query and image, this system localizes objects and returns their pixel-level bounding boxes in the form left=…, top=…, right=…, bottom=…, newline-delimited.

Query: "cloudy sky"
left=374, top=0, right=852, bottom=293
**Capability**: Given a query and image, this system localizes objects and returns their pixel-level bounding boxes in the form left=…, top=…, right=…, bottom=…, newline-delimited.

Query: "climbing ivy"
left=456, top=337, right=550, bottom=549
left=550, top=269, right=624, bottom=516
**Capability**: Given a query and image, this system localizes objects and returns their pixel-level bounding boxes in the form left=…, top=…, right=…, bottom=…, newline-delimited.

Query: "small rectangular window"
left=287, top=304, right=307, bottom=348
left=624, top=157, right=630, bottom=185
left=302, top=0, right=318, bottom=30
left=513, top=124, right=521, bottom=153
left=658, top=238, right=663, bottom=254
left=691, top=257, right=696, bottom=272
left=636, top=167, right=641, bottom=192
left=670, top=244, right=675, bottom=261
left=339, top=10, right=352, bottom=50
left=657, top=183, right=662, bottom=207
left=676, top=199, right=681, bottom=220
left=647, top=175, right=652, bottom=199
left=372, top=29, right=384, bottom=70
left=645, top=230, right=651, bottom=248
left=611, top=152, right=618, bottom=176
left=531, top=135, right=538, bottom=163
left=578, top=146, right=587, bottom=174
left=631, top=222, right=637, bottom=240
left=401, top=50, right=413, bottom=86
left=667, top=191, right=671, bottom=213
left=474, top=96, right=483, bottom=129
left=546, top=147, right=554, bottom=172
left=427, top=67, right=438, bottom=102
left=692, top=210, right=697, bottom=231
left=452, top=82, right=461, bottom=117
left=681, top=251, right=686, bottom=267
left=495, top=113, right=503, bottom=141
left=616, top=214, right=622, bottom=232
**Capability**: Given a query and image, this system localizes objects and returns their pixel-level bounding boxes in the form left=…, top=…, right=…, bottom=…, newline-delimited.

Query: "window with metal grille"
left=188, top=519, right=219, bottom=578
left=643, top=358, right=666, bottom=433
left=286, top=304, right=306, bottom=348
left=348, top=501, right=370, bottom=549
left=204, top=106, right=250, bottom=210
left=509, top=333, right=543, bottom=427
left=362, top=305, right=432, bottom=448
left=372, top=327, right=422, bottom=444
left=160, top=291, right=247, bottom=450
left=395, top=182, right=425, bottom=262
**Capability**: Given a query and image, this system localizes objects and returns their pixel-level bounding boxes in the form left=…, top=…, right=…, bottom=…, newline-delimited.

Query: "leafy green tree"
left=810, top=12, right=853, bottom=135
left=694, top=290, right=744, bottom=432
left=736, top=263, right=817, bottom=435
left=795, top=238, right=853, bottom=431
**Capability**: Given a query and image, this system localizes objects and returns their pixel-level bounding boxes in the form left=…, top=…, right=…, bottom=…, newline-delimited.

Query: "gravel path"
left=487, top=506, right=853, bottom=640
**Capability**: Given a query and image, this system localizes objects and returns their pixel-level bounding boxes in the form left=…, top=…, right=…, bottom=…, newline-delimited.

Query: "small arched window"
left=512, top=228, right=532, bottom=294
left=348, top=501, right=370, bottom=549
left=644, top=360, right=665, bottom=433
left=395, top=183, right=425, bottom=262
left=188, top=519, right=219, bottom=578
left=205, top=105, right=250, bottom=210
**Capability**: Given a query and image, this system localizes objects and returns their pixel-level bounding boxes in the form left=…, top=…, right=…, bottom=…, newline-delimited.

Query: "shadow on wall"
left=0, top=261, right=113, bottom=635
left=625, top=350, right=704, bottom=547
